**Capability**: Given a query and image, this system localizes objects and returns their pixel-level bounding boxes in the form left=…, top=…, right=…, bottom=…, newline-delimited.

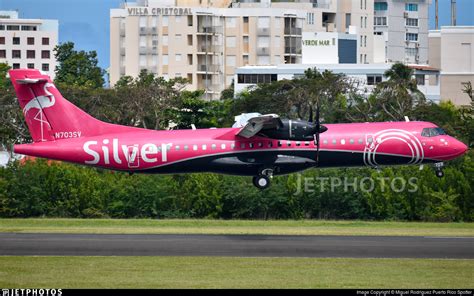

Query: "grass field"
left=0, top=218, right=473, bottom=237
left=0, top=256, right=472, bottom=288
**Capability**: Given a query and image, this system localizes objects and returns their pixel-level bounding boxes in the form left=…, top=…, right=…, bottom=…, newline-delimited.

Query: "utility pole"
left=451, top=0, right=457, bottom=26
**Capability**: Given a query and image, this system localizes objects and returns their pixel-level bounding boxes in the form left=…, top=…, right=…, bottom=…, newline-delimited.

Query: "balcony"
left=198, top=45, right=222, bottom=53
left=284, top=27, right=302, bottom=36
left=120, top=47, right=125, bottom=55
left=197, top=64, right=219, bottom=73
left=257, top=27, right=270, bottom=36
left=120, top=27, right=125, bottom=37
left=139, top=27, right=147, bottom=35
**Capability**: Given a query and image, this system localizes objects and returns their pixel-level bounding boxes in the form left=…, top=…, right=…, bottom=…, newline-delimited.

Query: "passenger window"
left=341, top=139, right=346, bottom=145
left=349, top=139, right=354, bottom=144
left=249, top=143, right=254, bottom=148
left=278, top=141, right=282, bottom=147
left=231, top=143, right=235, bottom=149
left=221, top=144, right=226, bottom=149
left=304, top=141, right=310, bottom=146
left=268, top=142, right=273, bottom=148
left=332, top=139, right=337, bottom=145
left=175, top=145, right=180, bottom=150
left=184, top=145, right=189, bottom=151
left=358, top=138, right=363, bottom=144
left=211, top=144, right=216, bottom=150
left=287, top=141, right=291, bottom=147
left=202, top=144, right=207, bottom=150
left=296, top=141, right=301, bottom=146
left=323, top=139, right=328, bottom=145
left=193, top=145, right=198, bottom=151
left=258, top=142, right=263, bottom=148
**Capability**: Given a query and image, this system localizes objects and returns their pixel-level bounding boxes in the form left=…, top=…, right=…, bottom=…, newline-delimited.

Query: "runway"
left=0, top=233, right=473, bottom=258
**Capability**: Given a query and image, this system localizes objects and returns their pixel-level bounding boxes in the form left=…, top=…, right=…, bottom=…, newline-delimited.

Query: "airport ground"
left=0, top=219, right=473, bottom=288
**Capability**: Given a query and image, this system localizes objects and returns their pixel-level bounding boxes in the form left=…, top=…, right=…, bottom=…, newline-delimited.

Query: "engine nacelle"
left=260, top=119, right=326, bottom=141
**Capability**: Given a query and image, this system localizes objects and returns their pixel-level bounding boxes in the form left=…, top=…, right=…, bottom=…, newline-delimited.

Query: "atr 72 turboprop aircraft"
left=9, top=69, right=468, bottom=189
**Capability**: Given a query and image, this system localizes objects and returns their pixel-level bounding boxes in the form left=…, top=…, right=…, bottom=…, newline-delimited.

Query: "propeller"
left=309, top=102, right=327, bottom=165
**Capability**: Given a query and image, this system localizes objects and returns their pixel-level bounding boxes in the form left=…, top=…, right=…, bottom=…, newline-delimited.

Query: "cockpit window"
left=421, top=127, right=446, bottom=137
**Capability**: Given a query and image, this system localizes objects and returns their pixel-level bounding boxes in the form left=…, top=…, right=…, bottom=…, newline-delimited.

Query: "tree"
left=373, top=62, right=426, bottom=121
left=54, top=42, right=105, bottom=88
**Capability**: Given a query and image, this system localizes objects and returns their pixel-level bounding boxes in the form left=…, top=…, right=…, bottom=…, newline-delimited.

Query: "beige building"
left=0, top=11, right=58, bottom=79
left=429, top=26, right=474, bottom=106
left=110, top=0, right=374, bottom=99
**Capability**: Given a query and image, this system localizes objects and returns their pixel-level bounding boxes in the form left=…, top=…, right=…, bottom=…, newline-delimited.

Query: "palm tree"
left=373, top=62, right=426, bottom=121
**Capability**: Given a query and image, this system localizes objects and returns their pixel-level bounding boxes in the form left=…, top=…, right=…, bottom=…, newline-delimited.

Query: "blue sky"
left=1, top=0, right=473, bottom=70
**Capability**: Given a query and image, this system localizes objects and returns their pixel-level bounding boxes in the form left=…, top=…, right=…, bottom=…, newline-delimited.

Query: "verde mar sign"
left=302, top=39, right=335, bottom=46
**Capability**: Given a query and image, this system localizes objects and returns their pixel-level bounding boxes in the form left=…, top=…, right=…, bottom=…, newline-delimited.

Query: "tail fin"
left=9, top=69, right=135, bottom=142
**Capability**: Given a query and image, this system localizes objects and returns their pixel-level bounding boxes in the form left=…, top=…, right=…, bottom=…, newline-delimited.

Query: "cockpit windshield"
left=421, top=127, right=447, bottom=137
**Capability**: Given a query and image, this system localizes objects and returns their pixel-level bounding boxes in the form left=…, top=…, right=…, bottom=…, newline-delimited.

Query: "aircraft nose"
left=453, top=139, right=469, bottom=157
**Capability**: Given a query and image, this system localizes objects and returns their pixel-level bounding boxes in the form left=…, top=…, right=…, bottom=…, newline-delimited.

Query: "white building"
left=234, top=63, right=440, bottom=102
left=0, top=10, right=58, bottom=79
left=429, top=26, right=474, bottom=106
left=373, top=0, right=431, bottom=64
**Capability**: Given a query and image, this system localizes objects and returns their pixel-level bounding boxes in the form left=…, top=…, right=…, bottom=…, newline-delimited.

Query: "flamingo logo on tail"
left=22, top=83, right=56, bottom=142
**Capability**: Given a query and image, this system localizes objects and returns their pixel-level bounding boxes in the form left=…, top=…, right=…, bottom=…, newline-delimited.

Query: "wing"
left=235, top=114, right=283, bottom=138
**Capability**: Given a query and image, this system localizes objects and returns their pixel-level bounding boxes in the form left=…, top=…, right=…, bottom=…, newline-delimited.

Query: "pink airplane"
left=9, top=69, right=468, bottom=189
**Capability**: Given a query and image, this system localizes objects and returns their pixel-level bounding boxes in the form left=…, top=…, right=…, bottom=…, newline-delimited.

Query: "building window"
left=405, top=3, right=418, bottom=11
left=237, top=74, right=277, bottom=84
left=226, top=36, right=236, bottom=48
left=406, top=33, right=418, bottom=42
left=226, top=55, right=236, bottom=67
left=187, top=54, right=193, bottom=65
left=7, top=25, right=20, bottom=31
left=364, top=36, right=367, bottom=47
left=345, top=13, right=351, bottom=28
left=187, top=35, right=193, bottom=46
left=405, top=48, right=417, bottom=56
left=12, top=63, right=20, bottom=69
left=367, top=75, right=382, bottom=85
left=374, top=17, right=387, bottom=26
left=306, top=12, right=314, bottom=25
left=42, top=64, right=49, bottom=71
left=162, top=55, right=169, bottom=65
left=175, top=54, right=181, bottom=62
left=27, top=50, right=35, bottom=59
left=12, top=50, right=21, bottom=59
left=27, top=63, right=35, bottom=69
left=0, top=25, right=4, bottom=30
left=12, top=37, right=20, bottom=45
left=374, top=2, right=388, bottom=11
left=27, top=37, right=34, bottom=45
left=416, top=74, right=425, bottom=85
left=226, top=17, right=236, bottom=28
left=42, top=38, right=49, bottom=45
left=243, top=16, right=249, bottom=23
left=162, top=35, right=168, bottom=46
left=162, top=16, right=169, bottom=26
left=21, top=25, right=37, bottom=31
left=364, top=17, right=367, bottom=28
left=188, top=15, right=193, bottom=26
left=0, top=37, right=4, bottom=45
left=406, top=18, right=418, bottom=27
left=0, top=50, right=5, bottom=58
left=175, top=15, right=181, bottom=23
left=41, top=50, right=50, bottom=59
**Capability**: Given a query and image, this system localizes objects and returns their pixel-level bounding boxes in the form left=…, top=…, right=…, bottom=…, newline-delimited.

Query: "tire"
left=253, top=175, right=270, bottom=189
left=436, top=170, right=444, bottom=178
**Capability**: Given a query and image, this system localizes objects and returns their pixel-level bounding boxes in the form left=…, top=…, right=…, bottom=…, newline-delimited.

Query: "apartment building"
left=0, top=11, right=58, bottom=79
left=110, top=0, right=305, bottom=99
left=110, top=0, right=375, bottom=100
left=429, top=26, right=474, bottom=106
left=373, top=0, right=431, bottom=64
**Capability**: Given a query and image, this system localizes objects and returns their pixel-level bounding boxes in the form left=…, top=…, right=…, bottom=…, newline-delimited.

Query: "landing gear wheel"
left=253, top=175, right=270, bottom=189
left=436, top=170, right=444, bottom=178
left=434, top=162, right=445, bottom=178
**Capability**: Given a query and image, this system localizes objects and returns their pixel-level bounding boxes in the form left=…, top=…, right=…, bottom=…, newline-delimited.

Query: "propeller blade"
left=308, top=105, right=313, bottom=123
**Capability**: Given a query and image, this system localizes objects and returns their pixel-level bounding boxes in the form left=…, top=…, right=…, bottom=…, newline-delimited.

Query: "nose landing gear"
left=434, top=162, right=444, bottom=178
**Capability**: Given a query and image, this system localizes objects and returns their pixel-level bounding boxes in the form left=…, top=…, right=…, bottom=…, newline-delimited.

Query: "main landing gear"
left=434, top=162, right=444, bottom=178
left=252, top=168, right=274, bottom=189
